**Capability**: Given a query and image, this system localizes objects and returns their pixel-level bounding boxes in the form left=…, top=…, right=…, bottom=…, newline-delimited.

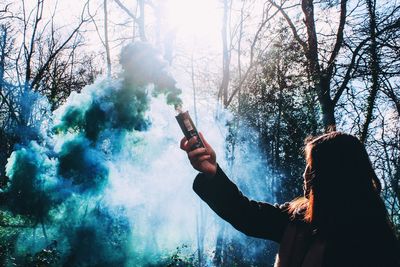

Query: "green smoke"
left=5, top=141, right=57, bottom=221
left=120, top=42, right=183, bottom=108
left=1, top=41, right=187, bottom=266
left=53, top=79, right=150, bottom=142
left=57, top=136, right=108, bottom=193
left=1, top=41, right=277, bottom=266
left=62, top=206, right=132, bottom=267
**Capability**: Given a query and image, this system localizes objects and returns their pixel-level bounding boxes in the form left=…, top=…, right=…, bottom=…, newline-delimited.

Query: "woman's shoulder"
left=278, top=198, right=309, bottom=222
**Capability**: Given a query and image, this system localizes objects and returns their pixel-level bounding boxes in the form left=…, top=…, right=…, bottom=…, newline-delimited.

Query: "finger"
left=187, top=136, right=198, bottom=149
left=198, top=132, right=211, bottom=149
left=188, top=148, right=208, bottom=160
left=180, top=137, right=188, bottom=151
left=197, top=154, right=211, bottom=162
left=190, top=154, right=211, bottom=166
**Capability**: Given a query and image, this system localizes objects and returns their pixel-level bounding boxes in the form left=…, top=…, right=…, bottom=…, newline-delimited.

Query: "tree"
left=113, top=0, right=147, bottom=41
left=104, top=0, right=111, bottom=77
left=0, top=0, right=94, bottom=187
left=236, top=20, right=316, bottom=200
left=218, top=0, right=231, bottom=108
left=266, top=0, right=347, bottom=130
left=8, top=0, right=89, bottom=129
left=268, top=0, right=400, bottom=131
left=359, top=0, right=379, bottom=143
left=39, top=51, right=101, bottom=110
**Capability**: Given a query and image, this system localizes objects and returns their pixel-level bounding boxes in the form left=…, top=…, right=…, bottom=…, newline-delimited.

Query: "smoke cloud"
left=2, top=42, right=278, bottom=266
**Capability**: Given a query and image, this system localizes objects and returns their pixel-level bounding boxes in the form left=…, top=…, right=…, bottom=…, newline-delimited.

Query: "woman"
left=180, top=131, right=399, bottom=267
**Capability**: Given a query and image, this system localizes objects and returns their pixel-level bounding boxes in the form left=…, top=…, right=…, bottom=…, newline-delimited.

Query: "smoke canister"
left=176, top=111, right=204, bottom=149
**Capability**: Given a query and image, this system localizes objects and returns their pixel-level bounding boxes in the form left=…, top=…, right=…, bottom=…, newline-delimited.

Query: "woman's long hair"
left=289, top=132, right=399, bottom=264
left=290, top=132, right=396, bottom=230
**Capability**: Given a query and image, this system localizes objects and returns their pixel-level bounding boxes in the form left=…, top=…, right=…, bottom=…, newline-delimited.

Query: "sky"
left=41, top=0, right=223, bottom=54
left=41, top=0, right=224, bottom=101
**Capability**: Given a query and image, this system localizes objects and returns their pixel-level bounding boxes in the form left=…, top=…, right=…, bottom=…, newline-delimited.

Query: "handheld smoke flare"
left=175, top=107, right=204, bottom=149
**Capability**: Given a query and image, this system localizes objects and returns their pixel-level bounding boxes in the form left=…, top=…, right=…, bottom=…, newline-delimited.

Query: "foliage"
left=227, top=22, right=320, bottom=201
left=22, top=241, right=61, bottom=267
left=148, top=245, right=197, bottom=267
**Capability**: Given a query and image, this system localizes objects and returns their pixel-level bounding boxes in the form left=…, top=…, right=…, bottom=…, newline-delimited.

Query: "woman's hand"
left=180, top=132, right=217, bottom=176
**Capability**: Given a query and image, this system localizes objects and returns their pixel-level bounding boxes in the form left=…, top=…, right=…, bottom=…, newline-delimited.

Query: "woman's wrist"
left=202, top=163, right=217, bottom=177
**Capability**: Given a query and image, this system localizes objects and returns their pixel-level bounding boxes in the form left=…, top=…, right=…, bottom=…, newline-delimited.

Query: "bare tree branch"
left=326, top=0, right=347, bottom=74
left=333, top=18, right=400, bottom=106
left=30, top=1, right=90, bottom=90
left=104, top=0, right=111, bottom=76
left=269, top=0, right=307, bottom=52
left=113, top=0, right=139, bottom=23
left=24, top=0, right=44, bottom=88
left=226, top=3, right=279, bottom=107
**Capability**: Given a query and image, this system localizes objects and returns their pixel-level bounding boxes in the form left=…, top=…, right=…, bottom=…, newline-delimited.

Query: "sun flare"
left=164, top=0, right=221, bottom=40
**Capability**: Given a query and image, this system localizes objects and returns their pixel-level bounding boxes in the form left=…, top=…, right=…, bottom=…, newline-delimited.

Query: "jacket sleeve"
left=193, top=165, right=289, bottom=243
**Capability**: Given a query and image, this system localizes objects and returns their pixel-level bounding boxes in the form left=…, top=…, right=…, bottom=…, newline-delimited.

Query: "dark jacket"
left=193, top=165, right=400, bottom=267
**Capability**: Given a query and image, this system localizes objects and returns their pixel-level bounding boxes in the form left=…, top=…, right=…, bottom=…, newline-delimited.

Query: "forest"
left=0, top=0, right=399, bottom=266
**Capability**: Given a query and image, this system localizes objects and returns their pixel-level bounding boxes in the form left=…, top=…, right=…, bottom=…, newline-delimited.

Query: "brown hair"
left=289, top=131, right=399, bottom=267
left=290, top=132, right=386, bottom=226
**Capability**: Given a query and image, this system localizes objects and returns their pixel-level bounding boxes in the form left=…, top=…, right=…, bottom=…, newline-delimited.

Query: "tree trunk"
left=0, top=25, right=6, bottom=91
left=104, top=0, right=111, bottom=77
left=301, top=0, right=337, bottom=131
left=219, top=0, right=230, bottom=107
left=138, top=0, right=147, bottom=42
left=318, top=76, right=336, bottom=131
left=360, top=0, right=379, bottom=143
left=275, top=59, right=284, bottom=168
left=214, top=224, right=225, bottom=266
